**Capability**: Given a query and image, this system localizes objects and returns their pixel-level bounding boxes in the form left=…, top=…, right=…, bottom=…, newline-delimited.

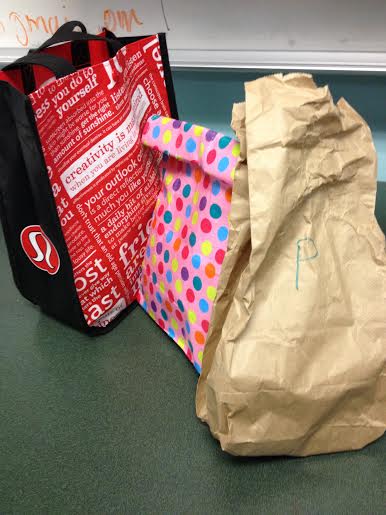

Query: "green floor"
left=1, top=187, right=386, bottom=514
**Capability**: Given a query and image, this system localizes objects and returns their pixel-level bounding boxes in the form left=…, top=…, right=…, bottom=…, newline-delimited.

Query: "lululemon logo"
left=20, top=225, right=60, bottom=275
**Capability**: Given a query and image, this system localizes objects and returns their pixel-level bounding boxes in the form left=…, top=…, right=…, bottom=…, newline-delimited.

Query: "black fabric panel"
left=0, top=81, right=127, bottom=334
left=71, top=40, right=91, bottom=69
left=158, top=33, right=178, bottom=120
left=21, top=65, right=35, bottom=95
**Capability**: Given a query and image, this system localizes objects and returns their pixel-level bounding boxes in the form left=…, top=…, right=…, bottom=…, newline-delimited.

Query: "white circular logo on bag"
left=20, top=225, right=60, bottom=275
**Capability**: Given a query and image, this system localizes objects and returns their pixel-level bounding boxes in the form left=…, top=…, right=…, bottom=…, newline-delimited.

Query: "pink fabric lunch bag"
left=137, top=115, right=240, bottom=372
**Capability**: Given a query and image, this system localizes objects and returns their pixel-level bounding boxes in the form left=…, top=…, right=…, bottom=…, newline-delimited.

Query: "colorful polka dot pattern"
left=138, top=115, right=239, bottom=373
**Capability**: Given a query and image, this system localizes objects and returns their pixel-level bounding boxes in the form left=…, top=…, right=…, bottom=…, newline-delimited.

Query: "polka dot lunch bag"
left=138, top=115, right=240, bottom=373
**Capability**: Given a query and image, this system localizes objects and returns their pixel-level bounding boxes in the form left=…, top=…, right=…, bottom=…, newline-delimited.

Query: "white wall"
left=1, top=0, right=386, bottom=71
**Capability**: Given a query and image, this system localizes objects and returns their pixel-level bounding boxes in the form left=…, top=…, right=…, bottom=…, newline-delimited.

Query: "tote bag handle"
left=4, top=53, right=77, bottom=79
left=32, top=20, right=123, bottom=55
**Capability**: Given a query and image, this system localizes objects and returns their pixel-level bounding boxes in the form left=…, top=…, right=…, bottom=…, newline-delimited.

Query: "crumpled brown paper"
left=196, top=73, right=386, bottom=456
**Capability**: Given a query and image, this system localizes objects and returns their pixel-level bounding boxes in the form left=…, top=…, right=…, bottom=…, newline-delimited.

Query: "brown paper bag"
left=196, top=73, right=386, bottom=456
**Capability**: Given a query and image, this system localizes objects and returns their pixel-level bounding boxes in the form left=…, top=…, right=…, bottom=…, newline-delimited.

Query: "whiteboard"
left=1, top=0, right=386, bottom=72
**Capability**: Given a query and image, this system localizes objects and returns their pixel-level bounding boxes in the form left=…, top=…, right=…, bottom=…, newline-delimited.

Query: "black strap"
left=158, top=33, right=178, bottom=120
left=4, top=53, right=76, bottom=79
left=48, top=20, right=87, bottom=38
left=33, top=20, right=123, bottom=55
